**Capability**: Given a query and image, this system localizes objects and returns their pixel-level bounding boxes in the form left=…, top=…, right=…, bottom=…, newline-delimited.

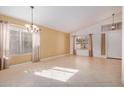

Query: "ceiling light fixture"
left=25, top=6, right=39, bottom=32
left=111, top=13, right=116, bottom=30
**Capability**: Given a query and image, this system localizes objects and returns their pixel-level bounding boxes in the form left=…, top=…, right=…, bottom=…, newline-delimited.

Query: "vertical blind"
left=9, top=25, right=32, bottom=55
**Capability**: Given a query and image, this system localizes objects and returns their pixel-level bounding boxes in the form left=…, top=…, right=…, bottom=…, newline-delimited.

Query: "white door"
left=106, top=31, right=122, bottom=59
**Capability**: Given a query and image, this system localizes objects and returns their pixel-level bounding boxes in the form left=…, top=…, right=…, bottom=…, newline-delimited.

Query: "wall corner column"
left=122, top=6, right=124, bottom=85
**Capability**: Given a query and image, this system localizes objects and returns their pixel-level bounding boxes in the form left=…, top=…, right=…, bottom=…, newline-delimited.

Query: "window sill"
left=10, top=53, right=32, bottom=57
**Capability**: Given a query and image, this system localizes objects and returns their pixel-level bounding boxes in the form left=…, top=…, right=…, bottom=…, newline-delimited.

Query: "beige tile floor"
left=0, top=55, right=123, bottom=87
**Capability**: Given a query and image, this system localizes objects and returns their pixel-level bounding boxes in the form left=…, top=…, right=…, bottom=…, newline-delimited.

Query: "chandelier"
left=25, top=6, right=39, bottom=32
left=111, top=13, right=116, bottom=30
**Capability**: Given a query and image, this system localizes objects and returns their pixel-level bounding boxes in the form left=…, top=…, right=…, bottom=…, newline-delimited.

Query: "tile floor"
left=0, top=55, right=123, bottom=87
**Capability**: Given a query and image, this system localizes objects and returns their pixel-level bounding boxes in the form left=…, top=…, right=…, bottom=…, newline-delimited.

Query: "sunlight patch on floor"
left=33, top=67, right=79, bottom=82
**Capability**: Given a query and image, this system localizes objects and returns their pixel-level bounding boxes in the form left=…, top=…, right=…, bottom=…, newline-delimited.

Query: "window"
left=101, top=22, right=122, bottom=32
left=75, top=36, right=88, bottom=49
left=9, top=26, right=32, bottom=55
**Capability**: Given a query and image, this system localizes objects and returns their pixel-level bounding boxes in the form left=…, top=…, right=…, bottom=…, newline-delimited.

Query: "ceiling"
left=0, top=6, right=122, bottom=32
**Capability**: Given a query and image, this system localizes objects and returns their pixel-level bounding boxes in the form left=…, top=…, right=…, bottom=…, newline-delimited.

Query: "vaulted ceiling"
left=0, top=6, right=121, bottom=32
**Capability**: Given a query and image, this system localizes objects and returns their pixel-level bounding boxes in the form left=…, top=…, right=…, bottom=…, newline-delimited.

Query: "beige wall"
left=0, top=14, right=70, bottom=65
left=41, top=27, right=70, bottom=58
left=10, top=55, right=32, bottom=65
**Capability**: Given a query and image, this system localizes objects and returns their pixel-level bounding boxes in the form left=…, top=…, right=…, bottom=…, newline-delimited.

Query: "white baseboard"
left=40, top=54, right=70, bottom=61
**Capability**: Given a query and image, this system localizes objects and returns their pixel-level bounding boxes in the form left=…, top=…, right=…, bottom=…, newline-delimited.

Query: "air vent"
left=101, top=22, right=122, bottom=32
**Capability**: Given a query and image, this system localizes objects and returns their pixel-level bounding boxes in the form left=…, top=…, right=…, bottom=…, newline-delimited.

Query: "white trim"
left=40, top=54, right=70, bottom=61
